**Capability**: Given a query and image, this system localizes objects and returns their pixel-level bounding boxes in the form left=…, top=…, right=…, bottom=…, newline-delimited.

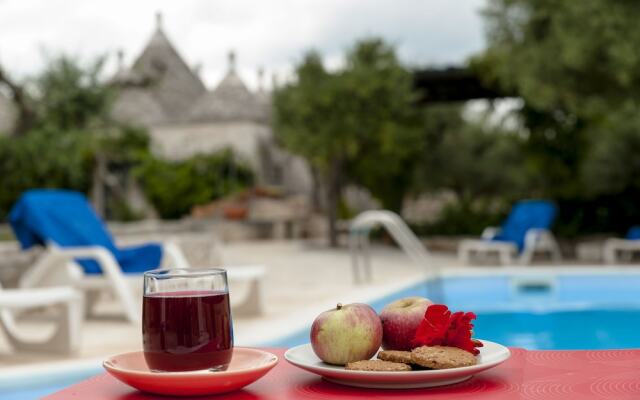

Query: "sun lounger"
left=458, top=200, right=562, bottom=265
left=8, top=190, right=190, bottom=323
left=9, top=189, right=265, bottom=323
left=0, top=284, right=82, bottom=354
left=603, top=226, right=640, bottom=264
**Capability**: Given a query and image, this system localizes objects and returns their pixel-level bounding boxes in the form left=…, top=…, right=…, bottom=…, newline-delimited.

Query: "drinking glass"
left=143, top=268, right=233, bottom=372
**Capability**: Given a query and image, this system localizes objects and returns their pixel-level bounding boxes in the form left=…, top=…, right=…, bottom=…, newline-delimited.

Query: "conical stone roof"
left=126, top=13, right=206, bottom=123
left=189, top=51, right=269, bottom=123
left=111, top=87, right=167, bottom=127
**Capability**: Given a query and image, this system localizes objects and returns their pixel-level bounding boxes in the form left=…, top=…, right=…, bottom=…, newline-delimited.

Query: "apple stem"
left=336, top=303, right=343, bottom=310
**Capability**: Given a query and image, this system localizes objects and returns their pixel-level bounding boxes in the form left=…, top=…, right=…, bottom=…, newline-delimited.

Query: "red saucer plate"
left=103, top=348, right=278, bottom=396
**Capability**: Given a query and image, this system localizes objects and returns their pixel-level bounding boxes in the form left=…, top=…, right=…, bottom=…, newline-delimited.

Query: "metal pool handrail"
left=349, top=210, right=440, bottom=288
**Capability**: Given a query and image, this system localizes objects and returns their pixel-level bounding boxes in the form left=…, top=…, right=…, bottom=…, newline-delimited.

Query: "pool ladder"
left=349, top=210, right=443, bottom=300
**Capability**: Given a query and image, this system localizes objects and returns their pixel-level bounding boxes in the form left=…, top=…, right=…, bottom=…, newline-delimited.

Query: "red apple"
left=310, top=303, right=382, bottom=365
left=380, top=296, right=433, bottom=351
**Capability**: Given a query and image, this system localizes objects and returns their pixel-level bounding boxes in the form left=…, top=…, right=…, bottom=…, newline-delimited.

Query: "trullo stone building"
left=111, top=13, right=311, bottom=195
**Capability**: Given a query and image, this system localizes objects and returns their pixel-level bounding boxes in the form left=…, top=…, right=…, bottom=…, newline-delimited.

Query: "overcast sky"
left=0, top=0, right=487, bottom=90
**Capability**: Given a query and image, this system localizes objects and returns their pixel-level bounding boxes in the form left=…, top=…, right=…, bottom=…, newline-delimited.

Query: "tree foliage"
left=342, top=40, right=423, bottom=212
left=274, top=38, right=421, bottom=245
left=417, top=104, right=527, bottom=203
left=34, top=56, right=114, bottom=131
left=582, top=106, right=640, bottom=196
left=0, top=55, right=112, bottom=218
left=0, top=129, right=94, bottom=218
left=479, top=0, right=640, bottom=119
left=474, top=0, right=640, bottom=235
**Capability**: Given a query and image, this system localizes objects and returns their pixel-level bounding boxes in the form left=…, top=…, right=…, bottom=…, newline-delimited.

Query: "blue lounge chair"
left=8, top=189, right=189, bottom=323
left=627, top=226, right=640, bottom=240
left=603, top=226, right=640, bottom=264
left=458, top=200, right=561, bottom=265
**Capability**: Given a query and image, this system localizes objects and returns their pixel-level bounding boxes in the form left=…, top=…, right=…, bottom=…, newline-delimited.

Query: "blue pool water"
left=3, top=272, right=640, bottom=399
left=269, top=273, right=640, bottom=350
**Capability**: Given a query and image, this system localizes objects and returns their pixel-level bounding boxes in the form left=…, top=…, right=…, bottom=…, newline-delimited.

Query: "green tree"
left=0, top=55, right=115, bottom=136
left=473, top=0, right=640, bottom=234
left=342, top=40, right=423, bottom=213
left=580, top=105, right=640, bottom=235
left=583, top=107, right=640, bottom=197
left=479, top=0, right=640, bottom=119
left=0, top=55, right=114, bottom=218
left=274, top=38, right=421, bottom=246
left=0, top=129, right=94, bottom=218
left=272, top=51, right=332, bottom=204
left=35, top=56, right=114, bottom=131
left=416, top=104, right=527, bottom=205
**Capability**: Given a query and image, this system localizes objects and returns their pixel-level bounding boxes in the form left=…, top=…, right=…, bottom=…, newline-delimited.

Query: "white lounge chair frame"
left=458, top=227, right=562, bottom=265
left=18, top=239, right=265, bottom=323
left=152, top=233, right=265, bottom=316
left=18, top=241, right=187, bottom=324
left=603, top=238, right=640, bottom=264
left=0, top=284, right=82, bottom=354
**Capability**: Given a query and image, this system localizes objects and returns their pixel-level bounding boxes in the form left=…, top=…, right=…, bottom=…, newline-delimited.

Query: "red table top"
left=45, top=347, right=640, bottom=399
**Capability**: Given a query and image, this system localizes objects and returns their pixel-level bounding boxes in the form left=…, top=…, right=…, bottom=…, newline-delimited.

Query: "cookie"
left=377, top=350, right=414, bottom=364
left=345, top=359, right=411, bottom=372
left=411, top=346, right=477, bottom=369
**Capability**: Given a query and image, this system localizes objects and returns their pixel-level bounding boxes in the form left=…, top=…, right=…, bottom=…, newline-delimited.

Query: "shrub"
left=135, top=150, right=254, bottom=219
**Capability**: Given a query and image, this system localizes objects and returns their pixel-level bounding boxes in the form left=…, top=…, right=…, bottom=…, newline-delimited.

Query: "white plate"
left=284, top=340, right=510, bottom=389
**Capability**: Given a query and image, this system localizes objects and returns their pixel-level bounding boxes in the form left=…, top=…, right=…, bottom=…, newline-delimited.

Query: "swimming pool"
left=3, top=269, right=640, bottom=399
left=269, top=270, right=640, bottom=350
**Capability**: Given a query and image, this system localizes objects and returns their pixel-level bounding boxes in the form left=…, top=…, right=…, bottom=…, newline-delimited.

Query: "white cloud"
left=0, top=0, right=486, bottom=90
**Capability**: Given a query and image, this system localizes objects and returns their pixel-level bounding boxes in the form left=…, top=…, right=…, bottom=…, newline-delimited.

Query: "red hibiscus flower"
left=412, top=304, right=482, bottom=355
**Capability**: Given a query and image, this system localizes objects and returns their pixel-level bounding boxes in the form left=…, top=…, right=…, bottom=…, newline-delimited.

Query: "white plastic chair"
left=459, top=228, right=562, bottom=265
left=457, top=200, right=562, bottom=265
left=603, top=238, right=640, bottom=264
left=0, top=283, right=82, bottom=354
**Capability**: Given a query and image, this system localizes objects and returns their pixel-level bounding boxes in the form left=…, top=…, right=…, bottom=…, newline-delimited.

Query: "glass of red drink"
left=143, top=268, right=233, bottom=372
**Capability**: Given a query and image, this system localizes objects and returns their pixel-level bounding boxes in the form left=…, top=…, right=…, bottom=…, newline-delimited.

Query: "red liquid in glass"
left=142, top=290, right=233, bottom=372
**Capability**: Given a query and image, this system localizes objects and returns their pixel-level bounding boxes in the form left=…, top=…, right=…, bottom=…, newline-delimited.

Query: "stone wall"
left=150, top=121, right=270, bottom=166
left=150, top=121, right=313, bottom=196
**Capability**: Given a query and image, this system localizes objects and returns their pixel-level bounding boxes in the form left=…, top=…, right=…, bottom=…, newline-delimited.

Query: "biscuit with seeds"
left=377, top=350, right=414, bottom=364
left=411, top=346, right=477, bottom=369
left=345, top=360, right=411, bottom=372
